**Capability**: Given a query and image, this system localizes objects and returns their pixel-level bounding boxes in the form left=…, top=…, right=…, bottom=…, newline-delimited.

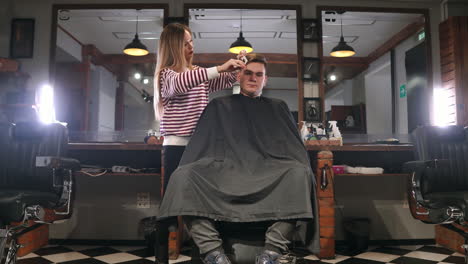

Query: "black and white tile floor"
left=16, top=244, right=465, bottom=264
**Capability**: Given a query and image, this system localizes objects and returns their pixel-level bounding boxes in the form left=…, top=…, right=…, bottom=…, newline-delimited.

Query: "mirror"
left=51, top=5, right=167, bottom=142
left=320, top=8, right=430, bottom=136
left=186, top=6, right=299, bottom=121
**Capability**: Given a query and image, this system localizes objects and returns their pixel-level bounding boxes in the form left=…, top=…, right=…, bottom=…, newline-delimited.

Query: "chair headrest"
left=12, top=122, right=47, bottom=141
left=11, top=122, right=67, bottom=142
left=430, top=125, right=466, bottom=142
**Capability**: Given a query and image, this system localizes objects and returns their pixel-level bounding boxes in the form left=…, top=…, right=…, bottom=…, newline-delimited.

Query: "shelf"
left=335, top=173, right=410, bottom=177
left=75, top=171, right=160, bottom=177
left=0, top=58, right=19, bottom=72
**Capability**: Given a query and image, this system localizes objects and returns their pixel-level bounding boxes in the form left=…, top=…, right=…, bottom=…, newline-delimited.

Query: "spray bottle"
left=328, top=121, right=343, bottom=145
left=300, top=121, right=309, bottom=142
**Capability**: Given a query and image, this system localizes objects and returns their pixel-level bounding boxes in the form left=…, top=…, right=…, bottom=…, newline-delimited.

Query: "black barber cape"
left=159, top=94, right=319, bottom=252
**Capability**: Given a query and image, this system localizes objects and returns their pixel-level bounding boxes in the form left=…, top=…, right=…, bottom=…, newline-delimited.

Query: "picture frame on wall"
left=9, top=18, right=35, bottom=59
left=304, top=97, right=321, bottom=122
left=303, top=57, right=320, bottom=81
left=302, top=19, right=320, bottom=42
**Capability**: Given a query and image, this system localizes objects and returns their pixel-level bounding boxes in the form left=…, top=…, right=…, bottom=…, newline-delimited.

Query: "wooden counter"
left=306, top=144, right=413, bottom=152
left=68, top=142, right=412, bottom=152
left=68, top=142, right=162, bottom=150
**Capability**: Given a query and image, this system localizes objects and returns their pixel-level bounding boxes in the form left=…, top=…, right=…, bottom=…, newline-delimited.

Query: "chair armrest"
left=403, top=159, right=464, bottom=224
left=403, top=159, right=450, bottom=206
left=35, top=156, right=80, bottom=171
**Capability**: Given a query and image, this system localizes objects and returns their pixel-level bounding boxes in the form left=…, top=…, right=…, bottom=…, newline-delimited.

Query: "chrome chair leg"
left=0, top=227, right=10, bottom=264
left=462, top=244, right=468, bottom=264
left=4, top=238, right=19, bottom=264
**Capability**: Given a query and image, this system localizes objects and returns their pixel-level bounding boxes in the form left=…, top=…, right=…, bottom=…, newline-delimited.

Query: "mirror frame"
left=184, top=4, right=304, bottom=123
left=317, top=6, right=432, bottom=132
left=49, top=3, right=169, bottom=132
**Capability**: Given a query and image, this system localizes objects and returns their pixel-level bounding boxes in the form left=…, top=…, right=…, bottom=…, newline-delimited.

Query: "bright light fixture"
left=329, top=74, right=337, bottom=81
left=143, top=78, right=149, bottom=84
left=134, top=72, right=142, bottom=80
left=433, top=87, right=451, bottom=126
left=229, top=10, right=253, bottom=54
left=123, top=14, right=149, bottom=56
left=330, top=12, right=355, bottom=58
left=37, top=84, right=56, bottom=124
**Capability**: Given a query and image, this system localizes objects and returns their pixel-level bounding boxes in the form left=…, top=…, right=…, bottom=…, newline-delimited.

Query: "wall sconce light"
left=123, top=12, right=149, bottom=56
left=330, top=11, right=355, bottom=58
left=229, top=9, right=253, bottom=54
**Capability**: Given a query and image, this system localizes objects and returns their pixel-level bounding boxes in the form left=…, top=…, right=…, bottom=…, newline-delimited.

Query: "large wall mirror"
left=318, top=7, right=431, bottom=137
left=184, top=4, right=301, bottom=121
left=50, top=4, right=167, bottom=142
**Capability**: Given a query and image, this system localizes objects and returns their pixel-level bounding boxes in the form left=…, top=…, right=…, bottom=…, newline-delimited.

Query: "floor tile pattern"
left=15, top=244, right=465, bottom=264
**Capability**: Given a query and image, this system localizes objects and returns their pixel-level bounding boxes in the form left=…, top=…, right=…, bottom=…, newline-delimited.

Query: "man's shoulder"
left=209, top=95, right=235, bottom=104
left=209, top=95, right=286, bottom=106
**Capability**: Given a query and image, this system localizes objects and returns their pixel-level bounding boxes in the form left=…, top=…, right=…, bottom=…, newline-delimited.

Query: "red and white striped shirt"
left=159, top=66, right=237, bottom=139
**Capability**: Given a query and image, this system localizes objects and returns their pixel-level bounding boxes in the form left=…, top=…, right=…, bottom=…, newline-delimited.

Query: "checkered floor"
left=16, top=244, right=465, bottom=264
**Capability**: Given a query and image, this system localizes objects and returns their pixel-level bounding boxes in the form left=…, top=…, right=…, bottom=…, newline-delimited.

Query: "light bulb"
left=143, top=78, right=149, bottom=84
left=134, top=73, right=141, bottom=80
left=329, top=74, right=337, bottom=81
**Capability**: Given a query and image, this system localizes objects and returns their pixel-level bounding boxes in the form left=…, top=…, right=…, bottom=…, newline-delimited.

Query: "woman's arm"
left=207, top=71, right=238, bottom=93
left=160, top=67, right=211, bottom=98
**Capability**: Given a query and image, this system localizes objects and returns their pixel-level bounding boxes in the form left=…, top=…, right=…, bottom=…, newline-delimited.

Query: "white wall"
left=123, top=83, right=155, bottom=132
left=365, top=53, right=392, bottom=134
left=324, top=80, right=353, bottom=112
left=56, top=27, right=82, bottom=62
left=89, top=65, right=117, bottom=132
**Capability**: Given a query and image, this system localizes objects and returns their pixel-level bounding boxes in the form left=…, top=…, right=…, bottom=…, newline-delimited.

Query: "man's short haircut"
left=245, top=53, right=267, bottom=69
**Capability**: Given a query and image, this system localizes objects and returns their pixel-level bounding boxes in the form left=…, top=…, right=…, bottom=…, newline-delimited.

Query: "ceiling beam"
left=322, top=56, right=368, bottom=68
left=193, top=53, right=297, bottom=65
left=367, top=19, right=424, bottom=64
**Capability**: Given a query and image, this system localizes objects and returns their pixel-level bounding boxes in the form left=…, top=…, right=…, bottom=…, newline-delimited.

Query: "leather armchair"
left=0, top=121, right=80, bottom=264
left=404, top=125, right=468, bottom=262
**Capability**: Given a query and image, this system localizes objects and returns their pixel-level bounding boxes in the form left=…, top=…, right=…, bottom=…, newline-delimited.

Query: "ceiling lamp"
left=229, top=9, right=253, bottom=54
left=123, top=13, right=149, bottom=56
left=330, top=12, right=355, bottom=58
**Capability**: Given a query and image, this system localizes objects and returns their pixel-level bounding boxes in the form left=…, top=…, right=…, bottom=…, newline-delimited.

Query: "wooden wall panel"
left=440, top=17, right=468, bottom=126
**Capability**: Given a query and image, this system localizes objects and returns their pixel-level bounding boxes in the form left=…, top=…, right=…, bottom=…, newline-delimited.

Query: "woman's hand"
left=217, top=59, right=245, bottom=73
left=237, top=50, right=247, bottom=63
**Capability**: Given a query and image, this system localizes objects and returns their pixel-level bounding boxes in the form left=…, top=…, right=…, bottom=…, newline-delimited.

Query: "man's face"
left=237, top=62, right=267, bottom=98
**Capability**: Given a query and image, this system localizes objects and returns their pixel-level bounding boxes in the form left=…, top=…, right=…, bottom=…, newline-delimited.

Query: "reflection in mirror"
left=52, top=7, right=165, bottom=142
left=187, top=8, right=298, bottom=120
left=321, top=10, right=428, bottom=139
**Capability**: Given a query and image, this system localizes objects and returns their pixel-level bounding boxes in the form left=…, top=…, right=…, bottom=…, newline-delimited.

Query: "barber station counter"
left=67, top=142, right=414, bottom=259
left=307, top=143, right=414, bottom=258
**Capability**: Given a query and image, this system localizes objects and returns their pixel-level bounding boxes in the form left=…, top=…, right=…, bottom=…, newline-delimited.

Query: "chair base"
left=436, top=224, right=468, bottom=264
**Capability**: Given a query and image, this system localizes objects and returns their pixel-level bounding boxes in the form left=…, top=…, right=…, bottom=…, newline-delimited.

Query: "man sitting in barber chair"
left=158, top=53, right=319, bottom=264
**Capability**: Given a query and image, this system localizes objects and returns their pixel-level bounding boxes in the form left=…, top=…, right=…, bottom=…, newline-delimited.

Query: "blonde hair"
left=154, top=23, right=193, bottom=120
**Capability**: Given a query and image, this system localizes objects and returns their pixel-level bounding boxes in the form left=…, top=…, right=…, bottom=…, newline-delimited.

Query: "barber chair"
left=0, top=121, right=80, bottom=264
left=404, top=125, right=468, bottom=263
